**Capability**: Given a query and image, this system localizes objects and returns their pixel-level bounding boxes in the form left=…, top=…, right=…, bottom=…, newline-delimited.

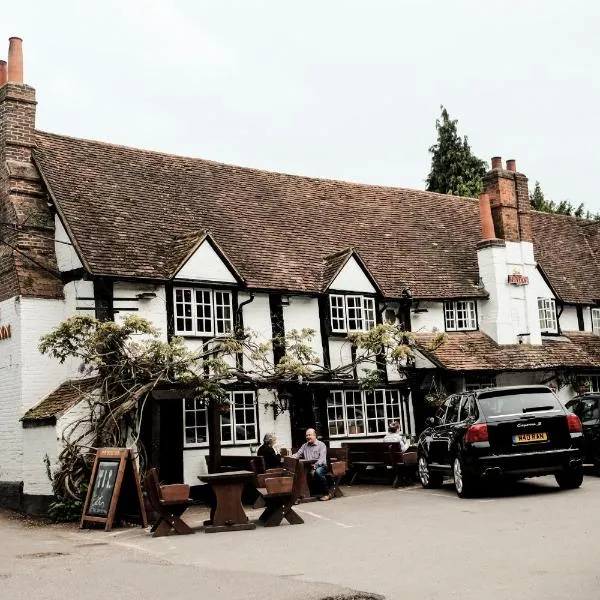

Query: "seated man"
left=292, top=428, right=332, bottom=501
left=382, top=421, right=410, bottom=451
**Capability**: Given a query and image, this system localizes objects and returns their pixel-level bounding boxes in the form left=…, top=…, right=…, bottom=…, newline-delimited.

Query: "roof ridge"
left=34, top=129, right=480, bottom=201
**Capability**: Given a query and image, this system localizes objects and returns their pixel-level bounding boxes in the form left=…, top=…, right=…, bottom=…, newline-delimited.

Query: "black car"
left=417, top=385, right=584, bottom=497
left=565, top=393, right=600, bottom=469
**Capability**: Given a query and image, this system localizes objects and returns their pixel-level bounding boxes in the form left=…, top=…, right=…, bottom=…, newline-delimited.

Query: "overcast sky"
left=3, top=1, right=600, bottom=214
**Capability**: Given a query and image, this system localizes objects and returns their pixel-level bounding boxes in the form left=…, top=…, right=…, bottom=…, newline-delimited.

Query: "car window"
left=444, top=395, right=461, bottom=424
left=567, top=397, right=600, bottom=422
left=459, top=395, right=477, bottom=421
left=478, top=388, right=562, bottom=418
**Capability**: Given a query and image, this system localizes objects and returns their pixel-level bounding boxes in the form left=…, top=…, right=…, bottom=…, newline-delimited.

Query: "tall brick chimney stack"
left=0, top=37, right=62, bottom=300
left=483, top=156, right=531, bottom=243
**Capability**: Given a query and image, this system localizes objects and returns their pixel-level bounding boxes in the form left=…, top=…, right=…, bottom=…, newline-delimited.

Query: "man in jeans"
left=292, top=428, right=332, bottom=501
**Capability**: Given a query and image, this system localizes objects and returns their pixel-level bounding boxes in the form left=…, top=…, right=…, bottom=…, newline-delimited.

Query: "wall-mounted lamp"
left=136, top=292, right=157, bottom=300
left=280, top=295, right=291, bottom=307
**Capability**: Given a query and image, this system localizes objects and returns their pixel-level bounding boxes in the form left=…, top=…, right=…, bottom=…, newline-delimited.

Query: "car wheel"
left=418, top=454, right=443, bottom=489
left=555, top=468, right=584, bottom=489
left=453, top=456, right=478, bottom=498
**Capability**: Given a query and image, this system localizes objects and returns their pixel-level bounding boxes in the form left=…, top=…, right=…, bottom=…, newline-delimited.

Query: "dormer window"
left=444, top=301, right=477, bottom=331
left=330, top=294, right=376, bottom=333
left=592, top=308, right=600, bottom=335
left=538, top=298, right=558, bottom=333
left=174, top=287, right=233, bottom=336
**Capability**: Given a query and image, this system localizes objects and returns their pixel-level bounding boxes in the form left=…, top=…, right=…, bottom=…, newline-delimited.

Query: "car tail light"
left=567, top=413, right=582, bottom=433
left=465, top=423, right=488, bottom=443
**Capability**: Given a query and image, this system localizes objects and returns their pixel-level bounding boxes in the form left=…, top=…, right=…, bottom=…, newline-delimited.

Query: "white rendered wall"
left=240, top=292, right=274, bottom=367
left=0, top=297, right=23, bottom=482
left=54, top=217, right=83, bottom=271
left=282, top=296, right=324, bottom=365
left=410, top=302, right=445, bottom=333
left=559, top=306, right=579, bottom=332
left=114, top=282, right=167, bottom=338
left=175, top=240, right=237, bottom=283
left=328, top=257, right=376, bottom=293
left=22, top=425, right=57, bottom=496
left=329, top=338, right=353, bottom=371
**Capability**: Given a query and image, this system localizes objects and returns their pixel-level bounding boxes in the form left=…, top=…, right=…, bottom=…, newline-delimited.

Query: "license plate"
left=513, top=432, right=548, bottom=444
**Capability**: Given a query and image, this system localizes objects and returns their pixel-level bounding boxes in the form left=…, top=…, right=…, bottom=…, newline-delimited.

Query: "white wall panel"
left=282, top=296, right=323, bottom=365
left=175, top=240, right=236, bottom=283
left=329, top=257, right=375, bottom=293
left=54, top=217, right=83, bottom=271
left=560, top=306, right=580, bottom=332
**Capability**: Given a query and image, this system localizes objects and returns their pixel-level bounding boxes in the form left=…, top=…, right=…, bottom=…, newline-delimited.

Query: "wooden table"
left=198, top=470, right=256, bottom=533
left=296, top=459, right=318, bottom=503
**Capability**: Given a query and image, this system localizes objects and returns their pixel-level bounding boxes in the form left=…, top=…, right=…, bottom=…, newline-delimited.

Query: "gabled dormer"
left=170, top=232, right=244, bottom=338
left=322, top=248, right=383, bottom=334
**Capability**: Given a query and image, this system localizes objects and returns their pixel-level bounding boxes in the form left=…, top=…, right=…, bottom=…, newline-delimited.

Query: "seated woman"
left=382, top=421, right=410, bottom=452
left=257, top=432, right=282, bottom=469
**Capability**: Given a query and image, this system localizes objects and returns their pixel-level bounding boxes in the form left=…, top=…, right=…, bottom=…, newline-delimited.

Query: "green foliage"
left=529, top=180, right=599, bottom=220
left=48, top=485, right=87, bottom=522
left=426, top=106, right=487, bottom=198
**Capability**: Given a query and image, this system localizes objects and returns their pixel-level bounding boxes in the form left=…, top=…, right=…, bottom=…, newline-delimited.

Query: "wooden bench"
left=341, top=441, right=417, bottom=487
left=256, top=456, right=304, bottom=527
left=144, top=468, right=194, bottom=537
left=327, top=447, right=349, bottom=497
left=249, top=456, right=290, bottom=508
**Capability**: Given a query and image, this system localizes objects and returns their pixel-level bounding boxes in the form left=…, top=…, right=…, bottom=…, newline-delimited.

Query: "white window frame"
left=329, top=294, right=377, bottom=333
left=444, top=300, right=477, bottom=331
left=538, top=298, right=558, bottom=333
left=183, top=390, right=258, bottom=447
left=465, top=378, right=496, bottom=391
left=592, top=308, right=600, bottom=335
left=173, top=287, right=234, bottom=337
left=326, top=389, right=402, bottom=438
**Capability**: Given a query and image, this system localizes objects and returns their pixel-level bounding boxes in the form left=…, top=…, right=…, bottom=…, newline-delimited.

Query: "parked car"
left=417, top=385, right=584, bottom=497
left=565, top=393, right=600, bottom=470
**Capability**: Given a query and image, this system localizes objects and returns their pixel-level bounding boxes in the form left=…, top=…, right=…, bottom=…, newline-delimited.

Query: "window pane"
left=345, top=390, right=365, bottom=434
left=591, top=308, right=600, bottom=334
left=346, top=296, right=363, bottom=331
left=183, top=399, right=208, bottom=446
left=327, top=391, right=346, bottom=437
left=363, top=297, right=376, bottom=330
left=365, top=390, right=386, bottom=434
left=538, top=298, right=557, bottom=332
left=444, top=302, right=456, bottom=331
left=230, top=391, right=257, bottom=443
left=330, top=295, right=346, bottom=332
left=174, top=288, right=194, bottom=334
left=196, top=289, right=213, bottom=335
left=214, top=291, right=233, bottom=334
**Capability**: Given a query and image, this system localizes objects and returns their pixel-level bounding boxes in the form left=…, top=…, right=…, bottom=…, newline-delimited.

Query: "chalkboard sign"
left=87, top=460, right=119, bottom=517
left=80, top=448, right=147, bottom=531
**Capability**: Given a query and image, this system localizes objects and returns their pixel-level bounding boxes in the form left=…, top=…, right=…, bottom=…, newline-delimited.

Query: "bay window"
left=174, top=287, right=233, bottom=336
left=326, top=389, right=403, bottom=437
left=329, top=294, right=376, bottom=333
left=183, top=390, right=257, bottom=447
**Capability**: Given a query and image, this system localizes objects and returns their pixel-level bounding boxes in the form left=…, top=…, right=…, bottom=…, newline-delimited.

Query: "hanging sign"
left=80, top=448, right=147, bottom=531
left=508, top=274, right=529, bottom=286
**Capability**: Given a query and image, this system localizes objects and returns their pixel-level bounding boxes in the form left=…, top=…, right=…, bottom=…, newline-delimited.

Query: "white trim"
left=329, top=293, right=376, bottom=333
left=173, top=286, right=233, bottom=337
left=538, top=297, right=558, bottom=333
left=591, top=308, right=600, bottom=335
left=444, top=300, right=477, bottom=331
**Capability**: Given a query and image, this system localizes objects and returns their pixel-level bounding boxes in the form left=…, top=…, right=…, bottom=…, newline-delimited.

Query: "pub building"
left=1, top=38, right=599, bottom=514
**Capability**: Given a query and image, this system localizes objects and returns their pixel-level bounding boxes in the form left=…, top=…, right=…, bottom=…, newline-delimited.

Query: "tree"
left=529, top=180, right=596, bottom=219
left=426, top=106, right=487, bottom=198
left=39, top=314, right=415, bottom=518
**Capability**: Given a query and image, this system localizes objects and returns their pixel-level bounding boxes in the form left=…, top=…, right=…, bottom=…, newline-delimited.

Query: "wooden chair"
left=249, top=456, right=289, bottom=509
left=327, top=447, right=349, bottom=498
left=256, top=457, right=304, bottom=527
left=144, top=468, right=194, bottom=537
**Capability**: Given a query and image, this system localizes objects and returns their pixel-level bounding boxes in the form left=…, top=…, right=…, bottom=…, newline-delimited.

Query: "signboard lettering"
left=87, top=460, right=119, bottom=517
left=508, top=274, right=529, bottom=286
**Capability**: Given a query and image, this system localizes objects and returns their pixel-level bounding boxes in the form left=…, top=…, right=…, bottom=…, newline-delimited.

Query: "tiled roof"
left=531, top=212, right=600, bottom=304
left=414, top=331, right=600, bottom=372
left=33, top=131, right=486, bottom=299
left=322, top=248, right=353, bottom=291
left=32, top=130, right=600, bottom=302
left=21, top=378, right=98, bottom=423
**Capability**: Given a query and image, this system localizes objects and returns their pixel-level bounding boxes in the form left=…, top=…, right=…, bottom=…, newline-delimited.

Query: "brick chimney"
left=0, top=37, right=62, bottom=300
left=483, top=156, right=531, bottom=243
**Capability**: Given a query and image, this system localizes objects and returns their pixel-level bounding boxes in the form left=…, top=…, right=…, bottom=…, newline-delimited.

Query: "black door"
left=159, top=399, right=184, bottom=484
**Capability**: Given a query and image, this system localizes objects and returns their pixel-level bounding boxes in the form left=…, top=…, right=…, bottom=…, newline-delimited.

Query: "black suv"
left=417, top=385, right=584, bottom=497
left=565, top=393, right=600, bottom=470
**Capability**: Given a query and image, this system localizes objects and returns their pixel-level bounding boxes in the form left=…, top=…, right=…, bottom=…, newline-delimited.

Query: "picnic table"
left=198, top=470, right=257, bottom=533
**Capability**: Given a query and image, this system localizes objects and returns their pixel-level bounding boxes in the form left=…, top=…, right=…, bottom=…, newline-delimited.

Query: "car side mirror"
left=425, top=417, right=436, bottom=427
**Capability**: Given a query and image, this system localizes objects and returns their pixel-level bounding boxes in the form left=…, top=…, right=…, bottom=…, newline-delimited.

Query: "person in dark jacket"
left=257, top=433, right=281, bottom=469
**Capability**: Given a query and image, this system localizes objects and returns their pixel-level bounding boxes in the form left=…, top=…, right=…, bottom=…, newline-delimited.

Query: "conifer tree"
left=426, top=106, right=487, bottom=197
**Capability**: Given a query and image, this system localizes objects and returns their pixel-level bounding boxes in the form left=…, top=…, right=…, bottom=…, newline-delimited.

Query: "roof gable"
left=173, top=232, right=242, bottom=284
left=325, top=249, right=379, bottom=294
